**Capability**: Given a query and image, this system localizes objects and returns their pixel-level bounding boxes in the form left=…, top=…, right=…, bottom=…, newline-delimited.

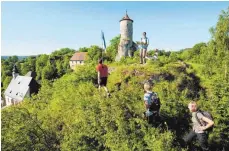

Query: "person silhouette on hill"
left=96, top=58, right=111, bottom=97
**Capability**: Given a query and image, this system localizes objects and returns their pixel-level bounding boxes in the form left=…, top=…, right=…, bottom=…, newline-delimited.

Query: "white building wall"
left=70, top=61, right=85, bottom=69
left=5, top=96, right=12, bottom=106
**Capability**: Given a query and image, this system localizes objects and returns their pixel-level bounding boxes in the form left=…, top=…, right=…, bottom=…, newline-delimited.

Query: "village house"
left=69, top=52, right=87, bottom=69
left=3, top=65, right=40, bottom=107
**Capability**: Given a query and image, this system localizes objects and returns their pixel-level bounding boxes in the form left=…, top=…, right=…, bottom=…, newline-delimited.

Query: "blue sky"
left=1, top=1, right=229, bottom=56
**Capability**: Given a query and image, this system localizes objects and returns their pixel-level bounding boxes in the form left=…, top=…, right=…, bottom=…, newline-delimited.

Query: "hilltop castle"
left=116, top=11, right=138, bottom=61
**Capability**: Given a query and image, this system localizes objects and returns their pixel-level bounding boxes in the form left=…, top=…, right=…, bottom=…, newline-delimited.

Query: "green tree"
left=87, top=45, right=103, bottom=63
left=106, top=35, right=120, bottom=61
left=3, top=76, right=12, bottom=90
left=36, top=54, right=49, bottom=80
left=51, top=48, right=75, bottom=57
left=193, top=42, right=207, bottom=55
left=42, top=63, right=55, bottom=80
left=78, top=47, right=89, bottom=52
left=1, top=106, right=59, bottom=151
left=168, top=52, right=179, bottom=62
left=212, top=7, right=229, bottom=81
left=55, top=60, right=64, bottom=77
left=20, top=57, right=36, bottom=75
left=62, top=55, right=72, bottom=73
left=50, top=48, right=75, bottom=76
left=8, top=55, right=18, bottom=63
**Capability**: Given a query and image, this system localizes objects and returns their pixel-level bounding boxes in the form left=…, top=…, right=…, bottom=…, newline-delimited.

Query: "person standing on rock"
left=96, top=58, right=111, bottom=97
left=140, top=32, right=149, bottom=64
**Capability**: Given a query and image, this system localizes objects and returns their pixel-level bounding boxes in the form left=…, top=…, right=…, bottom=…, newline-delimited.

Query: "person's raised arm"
left=201, top=116, right=214, bottom=130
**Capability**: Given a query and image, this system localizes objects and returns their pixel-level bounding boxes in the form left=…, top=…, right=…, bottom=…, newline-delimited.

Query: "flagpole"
left=101, top=30, right=107, bottom=62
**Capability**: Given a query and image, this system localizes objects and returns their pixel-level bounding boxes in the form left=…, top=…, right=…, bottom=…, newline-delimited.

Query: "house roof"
left=70, top=52, right=87, bottom=61
left=4, top=76, right=33, bottom=101
left=25, top=71, right=37, bottom=79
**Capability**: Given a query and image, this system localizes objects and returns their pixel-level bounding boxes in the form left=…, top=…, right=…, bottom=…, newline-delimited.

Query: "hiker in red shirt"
left=96, top=58, right=110, bottom=97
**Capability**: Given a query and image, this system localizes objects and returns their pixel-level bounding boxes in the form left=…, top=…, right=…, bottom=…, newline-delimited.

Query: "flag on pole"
left=101, top=30, right=106, bottom=52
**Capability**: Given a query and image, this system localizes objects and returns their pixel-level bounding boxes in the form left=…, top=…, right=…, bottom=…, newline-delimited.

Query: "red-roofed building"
left=69, top=52, right=87, bottom=69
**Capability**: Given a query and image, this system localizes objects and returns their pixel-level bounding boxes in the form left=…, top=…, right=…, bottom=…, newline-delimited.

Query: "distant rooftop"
left=70, top=52, right=87, bottom=61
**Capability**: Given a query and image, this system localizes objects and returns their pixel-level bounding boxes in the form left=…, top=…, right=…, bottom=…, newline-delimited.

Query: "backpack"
left=148, top=92, right=161, bottom=112
left=195, top=110, right=214, bottom=133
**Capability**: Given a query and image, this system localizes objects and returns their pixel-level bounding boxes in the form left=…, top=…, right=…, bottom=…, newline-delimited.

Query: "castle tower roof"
left=119, top=10, right=133, bottom=22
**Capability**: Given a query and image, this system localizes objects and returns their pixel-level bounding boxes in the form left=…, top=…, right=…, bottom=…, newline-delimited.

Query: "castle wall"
left=120, top=20, right=133, bottom=46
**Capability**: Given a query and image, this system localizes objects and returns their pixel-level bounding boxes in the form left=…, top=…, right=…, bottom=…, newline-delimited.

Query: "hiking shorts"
left=141, top=45, right=148, bottom=50
left=99, top=77, right=108, bottom=86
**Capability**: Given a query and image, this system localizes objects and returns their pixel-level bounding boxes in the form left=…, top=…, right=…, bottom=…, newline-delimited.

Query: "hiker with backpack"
left=96, top=58, right=111, bottom=97
left=183, top=101, right=214, bottom=151
left=140, top=32, right=149, bottom=64
left=143, top=82, right=161, bottom=126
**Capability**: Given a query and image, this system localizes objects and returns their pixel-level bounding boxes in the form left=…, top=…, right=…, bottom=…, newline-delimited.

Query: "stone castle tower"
left=116, top=11, right=138, bottom=61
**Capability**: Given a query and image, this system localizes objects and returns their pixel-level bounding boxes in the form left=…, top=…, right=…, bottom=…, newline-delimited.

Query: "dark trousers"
left=183, top=130, right=209, bottom=151
left=143, top=112, right=161, bottom=126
